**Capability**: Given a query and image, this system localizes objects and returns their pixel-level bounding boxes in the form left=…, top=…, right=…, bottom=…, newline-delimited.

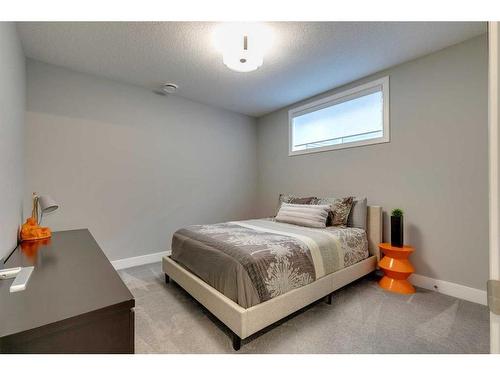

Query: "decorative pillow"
left=312, top=197, right=354, bottom=226
left=275, top=203, right=330, bottom=228
left=276, top=194, right=316, bottom=215
left=348, top=197, right=368, bottom=230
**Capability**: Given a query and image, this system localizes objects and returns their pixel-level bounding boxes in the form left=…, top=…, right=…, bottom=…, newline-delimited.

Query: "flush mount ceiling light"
left=213, top=23, right=273, bottom=73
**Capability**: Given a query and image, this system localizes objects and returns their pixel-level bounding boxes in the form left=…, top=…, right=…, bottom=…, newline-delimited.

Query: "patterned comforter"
left=171, top=219, right=368, bottom=308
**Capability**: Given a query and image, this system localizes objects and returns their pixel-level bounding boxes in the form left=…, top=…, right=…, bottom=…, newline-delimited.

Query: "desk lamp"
left=20, top=192, right=59, bottom=241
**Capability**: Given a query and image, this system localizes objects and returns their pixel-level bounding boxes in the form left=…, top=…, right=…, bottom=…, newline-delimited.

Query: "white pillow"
left=275, top=203, right=330, bottom=228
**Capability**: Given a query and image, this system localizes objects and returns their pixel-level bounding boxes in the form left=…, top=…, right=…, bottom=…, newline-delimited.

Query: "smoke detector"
left=154, top=83, right=178, bottom=96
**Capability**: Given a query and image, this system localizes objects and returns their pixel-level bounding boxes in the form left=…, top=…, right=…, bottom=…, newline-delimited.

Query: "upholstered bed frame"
left=162, top=206, right=382, bottom=350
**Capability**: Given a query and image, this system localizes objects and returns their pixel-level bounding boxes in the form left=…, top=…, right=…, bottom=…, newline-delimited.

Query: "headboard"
left=367, top=206, right=382, bottom=261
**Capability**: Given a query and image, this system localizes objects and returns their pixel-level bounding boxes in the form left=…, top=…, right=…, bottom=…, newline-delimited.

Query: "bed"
left=162, top=205, right=382, bottom=350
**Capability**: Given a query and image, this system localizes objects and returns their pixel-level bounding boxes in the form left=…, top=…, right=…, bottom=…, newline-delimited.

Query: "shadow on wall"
left=406, top=223, right=433, bottom=278
left=26, top=59, right=250, bottom=132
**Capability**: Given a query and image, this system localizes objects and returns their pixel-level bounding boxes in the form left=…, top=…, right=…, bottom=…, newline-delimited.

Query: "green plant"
left=391, top=208, right=404, bottom=217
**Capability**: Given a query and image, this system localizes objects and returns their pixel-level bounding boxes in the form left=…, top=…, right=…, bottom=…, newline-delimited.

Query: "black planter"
left=391, top=216, right=404, bottom=247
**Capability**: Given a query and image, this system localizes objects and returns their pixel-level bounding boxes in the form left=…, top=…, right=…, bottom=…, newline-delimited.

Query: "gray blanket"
left=171, top=219, right=368, bottom=308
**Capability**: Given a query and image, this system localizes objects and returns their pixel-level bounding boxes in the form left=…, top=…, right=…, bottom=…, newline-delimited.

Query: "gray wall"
left=0, top=23, right=25, bottom=261
left=25, top=60, right=257, bottom=261
left=256, top=35, right=488, bottom=290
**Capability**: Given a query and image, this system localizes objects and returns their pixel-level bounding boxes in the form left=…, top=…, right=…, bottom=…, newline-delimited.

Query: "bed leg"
left=232, top=333, right=241, bottom=351
left=326, top=293, right=332, bottom=305
left=165, top=274, right=170, bottom=284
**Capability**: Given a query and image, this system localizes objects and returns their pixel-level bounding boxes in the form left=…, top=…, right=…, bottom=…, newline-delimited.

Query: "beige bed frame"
left=162, top=206, right=383, bottom=350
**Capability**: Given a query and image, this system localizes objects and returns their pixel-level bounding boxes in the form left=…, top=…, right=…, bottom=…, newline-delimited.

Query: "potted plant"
left=391, top=208, right=404, bottom=247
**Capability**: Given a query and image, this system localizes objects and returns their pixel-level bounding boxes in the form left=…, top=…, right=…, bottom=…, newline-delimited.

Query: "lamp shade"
left=38, top=195, right=58, bottom=214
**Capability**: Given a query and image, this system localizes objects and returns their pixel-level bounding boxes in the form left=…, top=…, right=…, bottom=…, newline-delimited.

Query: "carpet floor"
left=119, top=262, right=489, bottom=354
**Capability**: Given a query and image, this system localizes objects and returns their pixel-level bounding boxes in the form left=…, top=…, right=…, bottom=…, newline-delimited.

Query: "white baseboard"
left=409, top=273, right=487, bottom=306
left=111, top=250, right=170, bottom=270
left=111, top=252, right=487, bottom=306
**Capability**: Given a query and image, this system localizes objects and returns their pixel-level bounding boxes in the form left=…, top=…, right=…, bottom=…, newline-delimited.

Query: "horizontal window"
left=289, top=76, right=390, bottom=156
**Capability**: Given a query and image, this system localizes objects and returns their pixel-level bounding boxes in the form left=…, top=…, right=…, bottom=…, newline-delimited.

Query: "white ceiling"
left=17, top=22, right=486, bottom=117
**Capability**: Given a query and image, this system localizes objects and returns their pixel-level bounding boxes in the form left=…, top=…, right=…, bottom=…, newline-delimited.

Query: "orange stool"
left=378, top=243, right=415, bottom=294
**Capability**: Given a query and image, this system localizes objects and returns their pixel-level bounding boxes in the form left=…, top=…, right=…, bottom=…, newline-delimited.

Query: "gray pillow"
left=275, top=203, right=330, bottom=228
left=348, top=197, right=367, bottom=230
left=311, top=196, right=354, bottom=226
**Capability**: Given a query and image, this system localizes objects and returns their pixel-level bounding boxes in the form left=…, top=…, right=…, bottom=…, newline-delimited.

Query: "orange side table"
left=378, top=243, right=415, bottom=294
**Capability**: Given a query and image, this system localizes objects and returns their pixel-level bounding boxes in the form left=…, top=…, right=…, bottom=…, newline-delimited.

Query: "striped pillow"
left=275, top=203, right=330, bottom=228
left=275, top=194, right=316, bottom=216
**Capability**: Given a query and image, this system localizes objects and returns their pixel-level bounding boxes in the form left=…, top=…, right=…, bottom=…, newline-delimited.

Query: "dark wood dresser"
left=0, top=229, right=135, bottom=353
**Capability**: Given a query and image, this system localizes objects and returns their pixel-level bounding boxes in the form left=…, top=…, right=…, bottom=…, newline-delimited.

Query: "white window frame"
left=288, top=76, right=390, bottom=156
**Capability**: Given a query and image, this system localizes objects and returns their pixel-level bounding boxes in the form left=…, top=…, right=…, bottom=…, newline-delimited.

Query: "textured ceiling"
left=17, top=22, right=486, bottom=117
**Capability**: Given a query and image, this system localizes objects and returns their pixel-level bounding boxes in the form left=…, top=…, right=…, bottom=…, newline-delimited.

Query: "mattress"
left=170, top=219, right=369, bottom=308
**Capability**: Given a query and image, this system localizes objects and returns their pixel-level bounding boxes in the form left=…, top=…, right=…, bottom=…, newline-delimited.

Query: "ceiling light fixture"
left=213, top=23, right=273, bottom=73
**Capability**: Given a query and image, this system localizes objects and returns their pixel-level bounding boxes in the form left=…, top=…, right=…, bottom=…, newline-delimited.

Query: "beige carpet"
left=119, top=262, right=489, bottom=354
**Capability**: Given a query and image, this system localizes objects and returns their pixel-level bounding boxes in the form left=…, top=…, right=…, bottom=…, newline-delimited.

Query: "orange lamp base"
left=20, top=217, right=52, bottom=242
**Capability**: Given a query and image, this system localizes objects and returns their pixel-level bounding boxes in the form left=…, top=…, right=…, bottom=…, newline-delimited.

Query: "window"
left=289, top=76, right=390, bottom=156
